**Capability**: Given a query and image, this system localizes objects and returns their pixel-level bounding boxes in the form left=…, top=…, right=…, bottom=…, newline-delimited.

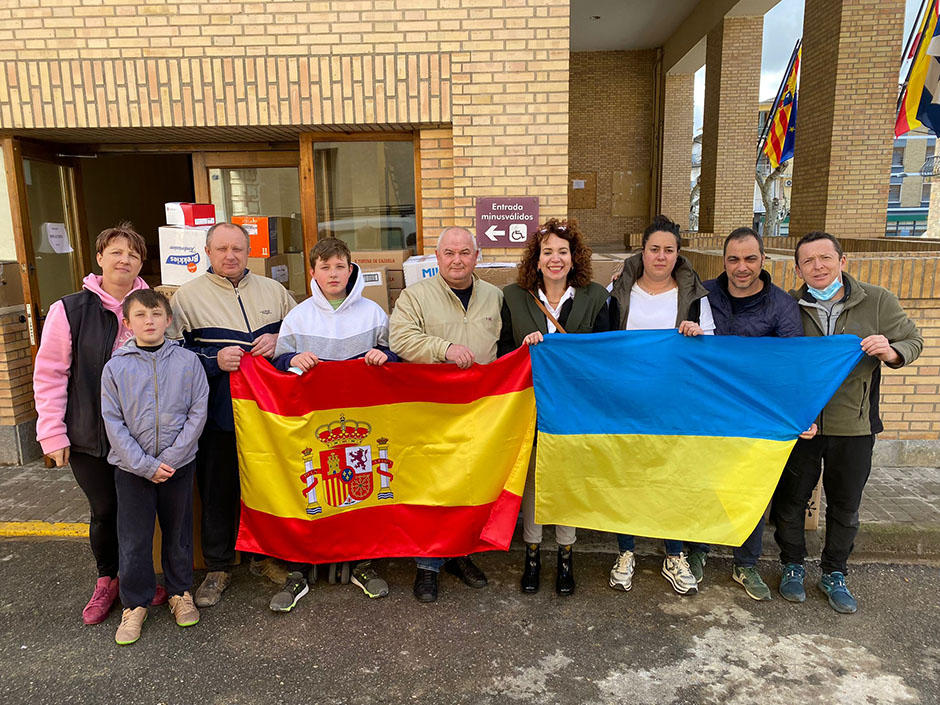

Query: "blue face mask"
left=808, top=277, right=843, bottom=301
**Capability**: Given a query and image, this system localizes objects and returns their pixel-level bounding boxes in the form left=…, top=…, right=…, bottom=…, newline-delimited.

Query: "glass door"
left=23, top=158, right=84, bottom=319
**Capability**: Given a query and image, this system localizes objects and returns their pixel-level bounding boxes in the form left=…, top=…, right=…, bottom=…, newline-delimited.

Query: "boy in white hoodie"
left=269, top=237, right=396, bottom=612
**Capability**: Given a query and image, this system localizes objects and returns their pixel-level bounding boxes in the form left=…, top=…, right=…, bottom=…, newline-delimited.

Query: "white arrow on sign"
left=484, top=225, right=504, bottom=241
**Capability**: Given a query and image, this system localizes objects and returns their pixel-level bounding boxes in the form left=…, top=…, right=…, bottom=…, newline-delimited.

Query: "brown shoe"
left=168, top=591, right=200, bottom=627
left=194, top=571, right=231, bottom=607
left=114, top=607, right=147, bottom=645
left=250, top=557, right=289, bottom=587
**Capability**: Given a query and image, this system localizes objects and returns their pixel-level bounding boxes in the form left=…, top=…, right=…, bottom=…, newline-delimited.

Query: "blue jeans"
left=415, top=557, right=446, bottom=572
left=686, top=514, right=766, bottom=568
left=617, top=534, right=684, bottom=556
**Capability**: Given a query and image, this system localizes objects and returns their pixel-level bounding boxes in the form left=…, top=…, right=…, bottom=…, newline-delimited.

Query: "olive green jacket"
left=497, top=282, right=610, bottom=356
left=791, top=272, right=923, bottom=436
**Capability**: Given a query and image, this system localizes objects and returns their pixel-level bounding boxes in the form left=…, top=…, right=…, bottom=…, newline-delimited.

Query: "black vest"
left=61, top=290, right=119, bottom=457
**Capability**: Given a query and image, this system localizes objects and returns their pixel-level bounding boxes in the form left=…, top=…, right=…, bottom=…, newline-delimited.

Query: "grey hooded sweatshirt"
left=101, top=339, right=209, bottom=479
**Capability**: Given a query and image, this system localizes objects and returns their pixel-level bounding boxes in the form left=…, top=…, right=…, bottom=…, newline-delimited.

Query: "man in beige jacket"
left=389, top=226, right=504, bottom=603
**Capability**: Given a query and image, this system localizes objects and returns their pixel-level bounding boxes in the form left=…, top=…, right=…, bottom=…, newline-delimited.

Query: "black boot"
left=556, top=545, right=575, bottom=596
left=520, top=543, right=541, bottom=593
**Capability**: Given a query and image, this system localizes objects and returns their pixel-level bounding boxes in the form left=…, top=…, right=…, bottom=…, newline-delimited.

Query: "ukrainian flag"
left=230, top=348, right=536, bottom=564
left=530, top=331, right=864, bottom=546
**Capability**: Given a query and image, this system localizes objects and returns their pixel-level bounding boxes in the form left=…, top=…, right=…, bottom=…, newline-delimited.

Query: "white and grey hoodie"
left=272, top=263, right=395, bottom=370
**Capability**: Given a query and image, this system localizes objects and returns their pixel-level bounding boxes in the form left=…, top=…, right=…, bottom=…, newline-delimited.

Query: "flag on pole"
left=761, top=42, right=801, bottom=170
left=230, top=348, right=536, bottom=564
left=896, top=0, right=940, bottom=136
left=530, top=331, right=864, bottom=546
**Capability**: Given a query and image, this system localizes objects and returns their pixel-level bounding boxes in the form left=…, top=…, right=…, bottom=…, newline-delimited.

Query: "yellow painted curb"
left=0, top=521, right=89, bottom=538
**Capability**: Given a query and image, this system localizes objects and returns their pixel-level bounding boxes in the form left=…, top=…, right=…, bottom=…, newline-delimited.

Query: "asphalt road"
left=2, top=538, right=939, bottom=705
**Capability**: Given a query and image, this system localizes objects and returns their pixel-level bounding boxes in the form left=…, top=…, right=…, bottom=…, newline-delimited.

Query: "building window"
left=923, top=180, right=932, bottom=207
left=314, top=141, right=417, bottom=251
left=888, top=183, right=902, bottom=205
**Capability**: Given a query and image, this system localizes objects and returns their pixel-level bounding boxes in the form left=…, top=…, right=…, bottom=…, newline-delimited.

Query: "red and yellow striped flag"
left=230, top=348, right=536, bottom=564
left=762, top=44, right=801, bottom=170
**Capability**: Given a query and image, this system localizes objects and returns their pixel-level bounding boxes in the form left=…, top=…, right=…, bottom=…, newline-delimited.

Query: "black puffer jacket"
left=704, top=271, right=802, bottom=338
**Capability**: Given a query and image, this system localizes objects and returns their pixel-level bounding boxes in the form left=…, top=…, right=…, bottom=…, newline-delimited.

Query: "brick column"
left=698, top=16, right=763, bottom=235
left=661, top=72, right=695, bottom=230
left=788, top=0, right=905, bottom=239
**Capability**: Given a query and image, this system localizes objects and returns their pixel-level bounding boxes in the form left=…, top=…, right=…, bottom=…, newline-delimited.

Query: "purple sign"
left=475, top=196, right=539, bottom=248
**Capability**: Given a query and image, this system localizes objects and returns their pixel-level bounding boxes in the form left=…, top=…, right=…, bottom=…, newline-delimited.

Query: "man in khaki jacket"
left=390, top=226, right=504, bottom=603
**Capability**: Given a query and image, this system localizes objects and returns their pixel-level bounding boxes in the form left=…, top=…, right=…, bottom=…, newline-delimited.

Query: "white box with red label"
left=159, top=226, right=211, bottom=286
left=165, top=202, right=217, bottom=227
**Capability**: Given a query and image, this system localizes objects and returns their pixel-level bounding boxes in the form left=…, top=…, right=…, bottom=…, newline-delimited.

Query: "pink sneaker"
left=153, top=584, right=168, bottom=606
left=82, top=576, right=119, bottom=625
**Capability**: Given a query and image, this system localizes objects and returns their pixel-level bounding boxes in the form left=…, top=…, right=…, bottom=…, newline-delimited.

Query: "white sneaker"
left=662, top=553, right=698, bottom=595
left=609, top=550, right=636, bottom=591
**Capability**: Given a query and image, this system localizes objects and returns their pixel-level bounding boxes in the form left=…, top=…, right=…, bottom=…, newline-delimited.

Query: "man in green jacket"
left=389, top=226, right=504, bottom=603
left=771, top=231, right=923, bottom=614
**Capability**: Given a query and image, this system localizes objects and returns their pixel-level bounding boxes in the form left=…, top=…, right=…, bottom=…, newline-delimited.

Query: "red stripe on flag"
left=230, top=344, right=533, bottom=415
left=235, top=490, right=524, bottom=564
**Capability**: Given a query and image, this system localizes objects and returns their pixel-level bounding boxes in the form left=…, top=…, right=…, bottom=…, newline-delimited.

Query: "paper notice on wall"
left=40, top=222, right=73, bottom=254
left=572, top=179, right=586, bottom=190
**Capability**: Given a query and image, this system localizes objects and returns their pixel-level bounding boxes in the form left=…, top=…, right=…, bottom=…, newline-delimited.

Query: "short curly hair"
left=516, top=218, right=593, bottom=291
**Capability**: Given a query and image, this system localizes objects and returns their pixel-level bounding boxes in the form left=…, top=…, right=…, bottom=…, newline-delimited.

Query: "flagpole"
left=758, top=39, right=801, bottom=158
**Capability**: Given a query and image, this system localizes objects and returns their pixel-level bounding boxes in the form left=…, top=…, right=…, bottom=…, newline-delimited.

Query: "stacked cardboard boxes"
left=158, top=202, right=217, bottom=287
left=352, top=250, right=410, bottom=313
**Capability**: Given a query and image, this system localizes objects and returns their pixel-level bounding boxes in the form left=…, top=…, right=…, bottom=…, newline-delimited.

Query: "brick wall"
left=0, top=306, right=35, bottom=425
left=661, top=72, right=695, bottom=231
left=0, top=0, right=571, bottom=254
left=683, top=248, right=940, bottom=440
left=789, top=0, right=904, bottom=239
left=698, top=16, right=762, bottom=236
left=568, top=50, right=656, bottom=246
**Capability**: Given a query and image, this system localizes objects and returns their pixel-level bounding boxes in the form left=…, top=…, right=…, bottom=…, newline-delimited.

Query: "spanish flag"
left=761, top=41, right=801, bottom=170
left=896, top=0, right=940, bottom=136
left=531, top=331, right=864, bottom=546
left=230, top=348, right=536, bottom=564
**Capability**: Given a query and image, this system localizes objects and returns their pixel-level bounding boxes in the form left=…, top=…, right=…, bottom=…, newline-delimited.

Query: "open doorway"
left=79, top=153, right=194, bottom=288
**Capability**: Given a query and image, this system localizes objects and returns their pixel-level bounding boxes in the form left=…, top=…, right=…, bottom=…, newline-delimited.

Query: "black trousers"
left=771, top=434, right=875, bottom=575
left=115, top=462, right=195, bottom=609
left=70, top=452, right=119, bottom=578
left=196, top=429, right=241, bottom=571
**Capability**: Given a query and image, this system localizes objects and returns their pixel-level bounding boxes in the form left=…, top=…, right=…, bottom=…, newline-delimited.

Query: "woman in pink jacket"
left=32, top=223, right=155, bottom=625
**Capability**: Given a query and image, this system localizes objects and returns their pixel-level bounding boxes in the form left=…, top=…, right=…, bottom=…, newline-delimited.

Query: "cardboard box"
left=403, top=254, right=439, bottom=287
left=360, top=268, right=389, bottom=313
left=246, top=257, right=267, bottom=277
left=590, top=254, right=625, bottom=287
left=386, top=269, right=404, bottom=289
left=475, top=263, right=518, bottom=288
left=159, top=226, right=211, bottom=286
left=805, top=478, right=823, bottom=531
left=232, top=215, right=279, bottom=258
left=165, top=202, right=216, bottom=227
left=275, top=216, right=306, bottom=253
left=267, top=252, right=307, bottom=298
left=388, top=288, right=403, bottom=310
left=352, top=249, right=412, bottom=269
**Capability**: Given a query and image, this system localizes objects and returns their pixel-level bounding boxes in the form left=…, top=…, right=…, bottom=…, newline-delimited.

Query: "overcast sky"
left=692, top=0, right=923, bottom=132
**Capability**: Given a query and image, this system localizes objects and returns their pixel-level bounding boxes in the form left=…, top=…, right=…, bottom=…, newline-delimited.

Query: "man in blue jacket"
left=685, top=227, right=810, bottom=600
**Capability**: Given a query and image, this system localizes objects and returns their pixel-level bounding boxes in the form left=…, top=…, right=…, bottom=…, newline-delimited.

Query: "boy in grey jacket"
left=101, top=289, right=209, bottom=645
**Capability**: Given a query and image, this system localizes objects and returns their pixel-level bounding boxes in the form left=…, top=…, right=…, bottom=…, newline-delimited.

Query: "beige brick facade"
left=661, top=72, right=695, bottom=231
left=788, top=0, right=904, bottom=239
left=568, top=50, right=656, bottom=246
left=698, top=15, right=762, bottom=236
left=0, top=0, right=571, bottom=253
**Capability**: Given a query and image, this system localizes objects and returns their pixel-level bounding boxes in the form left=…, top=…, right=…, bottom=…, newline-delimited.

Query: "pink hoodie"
left=33, top=273, right=148, bottom=454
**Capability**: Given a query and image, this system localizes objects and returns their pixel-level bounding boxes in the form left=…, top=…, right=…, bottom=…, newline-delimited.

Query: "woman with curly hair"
left=497, top=218, right=610, bottom=597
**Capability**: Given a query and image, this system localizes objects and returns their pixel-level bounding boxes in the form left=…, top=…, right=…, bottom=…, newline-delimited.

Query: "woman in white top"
left=606, top=214, right=714, bottom=596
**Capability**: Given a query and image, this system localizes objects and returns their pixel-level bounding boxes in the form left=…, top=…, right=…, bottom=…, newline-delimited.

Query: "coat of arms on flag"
left=300, top=415, right=395, bottom=515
